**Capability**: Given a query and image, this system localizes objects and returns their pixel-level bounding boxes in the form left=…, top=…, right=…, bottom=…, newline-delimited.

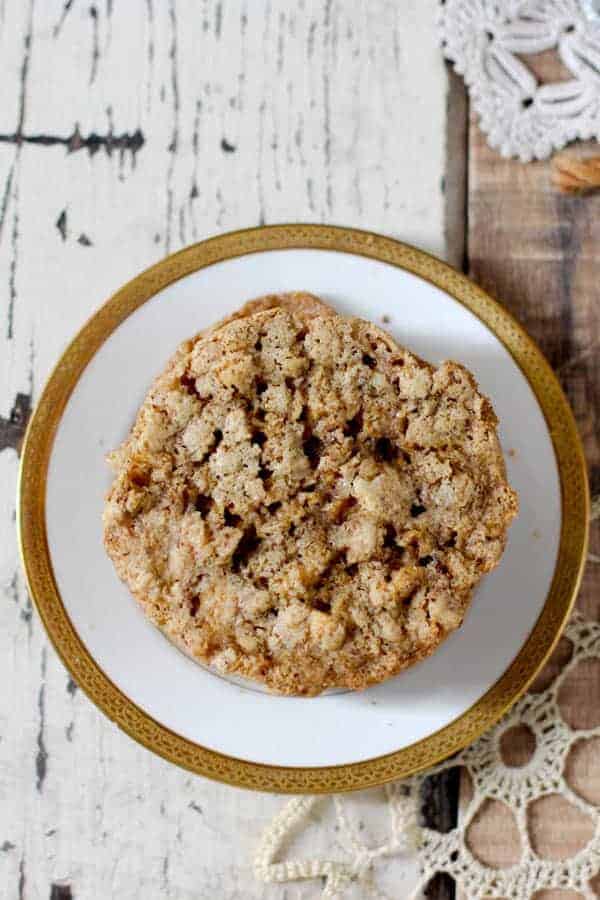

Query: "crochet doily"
left=254, top=503, right=600, bottom=899
left=438, top=0, right=600, bottom=161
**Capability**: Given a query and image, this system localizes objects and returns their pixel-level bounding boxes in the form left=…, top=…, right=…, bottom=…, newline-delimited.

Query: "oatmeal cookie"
left=103, top=293, right=518, bottom=695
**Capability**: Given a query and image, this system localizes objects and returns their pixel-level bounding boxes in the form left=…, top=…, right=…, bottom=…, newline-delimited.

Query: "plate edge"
left=17, top=223, right=590, bottom=793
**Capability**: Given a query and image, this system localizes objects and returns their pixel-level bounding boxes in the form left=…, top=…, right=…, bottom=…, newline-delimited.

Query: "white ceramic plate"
left=19, top=226, right=588, bottom=792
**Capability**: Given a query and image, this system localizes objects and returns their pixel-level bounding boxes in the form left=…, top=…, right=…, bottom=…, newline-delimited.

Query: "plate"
left=18, top=225, right=589, bottom=793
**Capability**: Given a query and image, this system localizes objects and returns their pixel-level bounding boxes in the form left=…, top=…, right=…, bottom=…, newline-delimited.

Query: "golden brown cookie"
left=103, top=293, right=517, bottom=695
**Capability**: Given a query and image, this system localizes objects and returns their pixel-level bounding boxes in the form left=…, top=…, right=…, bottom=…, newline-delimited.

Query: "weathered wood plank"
left=0, top=3, right=450, bottom=898
left=443, top=65, right=468, bottom=273
left=461, top=93, right=600, bottom=893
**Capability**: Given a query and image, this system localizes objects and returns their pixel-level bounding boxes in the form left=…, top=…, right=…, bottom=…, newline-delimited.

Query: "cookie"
left=103, top=293, right=518, bottom=695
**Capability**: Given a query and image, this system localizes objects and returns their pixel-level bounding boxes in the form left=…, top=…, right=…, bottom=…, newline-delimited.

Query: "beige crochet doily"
left=254, top=501, right=600, bottom=899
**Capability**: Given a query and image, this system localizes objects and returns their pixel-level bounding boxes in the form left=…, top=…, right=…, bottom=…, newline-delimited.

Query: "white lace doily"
left=255, top=506, right=600, bottom=899
left=438, top=0, right=600, bottom=161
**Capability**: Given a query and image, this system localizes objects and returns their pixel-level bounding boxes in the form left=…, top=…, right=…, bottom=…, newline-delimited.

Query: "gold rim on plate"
left=18, top=224, right=589, bottom=793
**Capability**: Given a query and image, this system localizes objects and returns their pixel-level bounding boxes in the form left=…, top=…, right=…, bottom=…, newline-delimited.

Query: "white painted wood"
left=0, top=2, right=449, bottom=897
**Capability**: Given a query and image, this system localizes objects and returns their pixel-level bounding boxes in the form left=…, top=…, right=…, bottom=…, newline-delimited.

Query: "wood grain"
left=0, top=2, right=449, bottom=898
left=460, top=92, right=600, bottom=895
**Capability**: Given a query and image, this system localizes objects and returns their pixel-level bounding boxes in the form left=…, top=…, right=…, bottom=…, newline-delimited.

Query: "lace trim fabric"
left=254, top=505, right=599, bottom=899
left=438, top=0, right=600, bottom=161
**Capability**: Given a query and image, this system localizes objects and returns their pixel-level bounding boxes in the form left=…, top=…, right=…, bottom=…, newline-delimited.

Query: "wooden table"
left=436, top=56, right=600, bottom=900
left=1, top=4, right=597, bottom=898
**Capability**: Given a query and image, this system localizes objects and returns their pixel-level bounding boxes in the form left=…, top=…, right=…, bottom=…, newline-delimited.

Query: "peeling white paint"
left=0, top=2, right=448, bottom=897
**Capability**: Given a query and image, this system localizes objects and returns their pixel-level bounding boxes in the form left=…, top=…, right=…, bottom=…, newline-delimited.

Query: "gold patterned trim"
left=18, top=225, right=589, bottom=793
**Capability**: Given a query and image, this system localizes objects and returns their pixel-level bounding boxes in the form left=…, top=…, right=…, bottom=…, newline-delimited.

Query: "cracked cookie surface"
left=103, top=293, right=518, bottom=695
